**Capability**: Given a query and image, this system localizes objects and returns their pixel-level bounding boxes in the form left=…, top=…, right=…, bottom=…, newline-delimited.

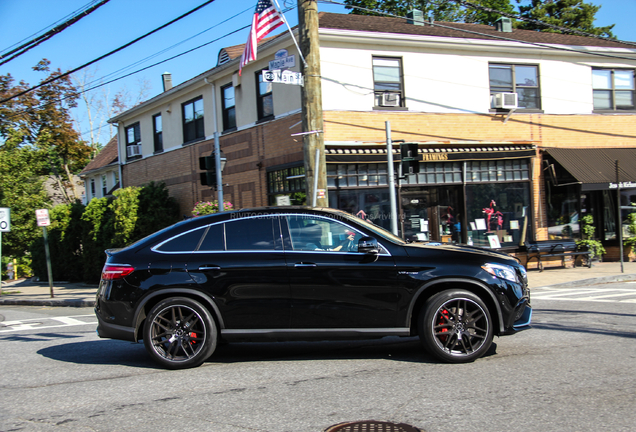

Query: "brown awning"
left=544, top=148, right=636, bottom=191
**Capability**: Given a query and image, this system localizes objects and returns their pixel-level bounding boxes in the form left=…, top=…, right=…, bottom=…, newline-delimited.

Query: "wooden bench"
left=525, top=240, right=592, bottom=271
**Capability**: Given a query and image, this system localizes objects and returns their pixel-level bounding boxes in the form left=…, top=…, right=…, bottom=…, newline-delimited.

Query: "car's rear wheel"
left=143, top=297, right=217, bottom=369
left=419, top=290, right=493, bottom=363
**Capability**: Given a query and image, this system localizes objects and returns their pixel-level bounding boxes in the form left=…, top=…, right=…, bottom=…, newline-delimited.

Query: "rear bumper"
left=95, top=309, right=136, bottom=342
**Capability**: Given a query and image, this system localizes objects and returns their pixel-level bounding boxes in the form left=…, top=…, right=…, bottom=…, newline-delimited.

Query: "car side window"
left=156, top=227, right=206, bottom=252
left=285, top=215, right=360, bottom=252
left=225, top=217, right=276, bottom=251
left=198, top=223, right=225, bottom=251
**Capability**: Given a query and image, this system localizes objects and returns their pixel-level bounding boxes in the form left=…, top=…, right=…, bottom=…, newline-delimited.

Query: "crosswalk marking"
left=532, top=287, right=636, bottom=303
left=0, top=314, right=96, bottom=333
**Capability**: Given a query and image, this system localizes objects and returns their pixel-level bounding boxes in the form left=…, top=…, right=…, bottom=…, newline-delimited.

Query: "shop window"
left=465, top=182, right=530, bottom=249
left=373, top=57, right=405, bottom=109
left=327, top=164, right=388, bottom=188
left=182, top=96, right=204, bottom=144
left=592, top=68, right=635, bottom=111
left=221, top=83, right=236, bottom=131
left=489, top=63, right=540, bottom=110
left=328, top=189, right=392, bottom=233
left=267, top=165, right=305, bottom=205
left=466, top=160, right=529, bottom=183
left=256, top=70, right=274, bottom=120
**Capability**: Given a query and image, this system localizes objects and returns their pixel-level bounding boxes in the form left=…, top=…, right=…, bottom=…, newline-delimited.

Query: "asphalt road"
left=0, top=281, right=635, bottom=432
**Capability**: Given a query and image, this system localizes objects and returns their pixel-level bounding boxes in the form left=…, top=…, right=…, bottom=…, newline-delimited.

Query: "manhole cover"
left=325, top=420, right=422, bottom=432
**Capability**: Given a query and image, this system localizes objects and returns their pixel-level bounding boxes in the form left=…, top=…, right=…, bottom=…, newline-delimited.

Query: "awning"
left=326, top=143, right=536, bottom=164
left=544, top=148, right=636, bottom=191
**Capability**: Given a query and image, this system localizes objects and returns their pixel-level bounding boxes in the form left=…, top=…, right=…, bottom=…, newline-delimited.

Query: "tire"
left=419, top=290, right=493, bottom=363
left=143, top=297, right=217, bottom=369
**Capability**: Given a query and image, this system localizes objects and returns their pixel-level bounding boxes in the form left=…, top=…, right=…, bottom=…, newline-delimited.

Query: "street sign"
left=269, top=54, right=295, bottom=70
left=0, top=207, right=10, bottom=232
left=36, top=209, right=50, bottom=227
left=262, top=69, right=304, bottom=86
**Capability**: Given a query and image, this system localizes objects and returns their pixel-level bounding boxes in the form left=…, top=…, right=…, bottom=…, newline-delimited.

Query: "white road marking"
left=0, top=314, right=97, bottom=333
left=532, top=287, right=636, bottom=303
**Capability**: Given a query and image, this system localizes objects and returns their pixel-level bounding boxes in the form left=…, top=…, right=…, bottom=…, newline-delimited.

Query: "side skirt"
left=221, top=328, right=411, bottom=342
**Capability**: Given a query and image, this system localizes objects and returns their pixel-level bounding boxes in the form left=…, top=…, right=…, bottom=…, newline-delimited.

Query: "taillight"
left=101, top=264, right=134, bottom=280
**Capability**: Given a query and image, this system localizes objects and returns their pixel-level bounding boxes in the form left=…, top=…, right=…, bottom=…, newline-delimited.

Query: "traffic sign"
left=36, top=209, right=50, bottom=227
left=0, top=207, right=10, bottom=232
left=262, top=69, right=304, bottom=86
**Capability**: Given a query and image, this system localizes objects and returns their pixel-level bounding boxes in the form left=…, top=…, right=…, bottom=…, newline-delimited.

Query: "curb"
left=532, top=273, right=636, bottom=289
left=0, top=298, right=95, bottom=307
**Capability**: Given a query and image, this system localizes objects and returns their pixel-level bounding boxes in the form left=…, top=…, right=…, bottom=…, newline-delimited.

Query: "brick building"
left=108, top=12, right=636, bottom=259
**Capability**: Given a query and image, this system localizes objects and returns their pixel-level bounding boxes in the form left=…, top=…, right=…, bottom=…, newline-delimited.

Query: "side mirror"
left=358, top=236, right=379, bottom=254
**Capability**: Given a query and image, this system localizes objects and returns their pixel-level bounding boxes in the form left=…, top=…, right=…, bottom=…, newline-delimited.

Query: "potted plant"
left=576, top=214, right=606, bottom=261
left=623, top=212, right=636, bottom=261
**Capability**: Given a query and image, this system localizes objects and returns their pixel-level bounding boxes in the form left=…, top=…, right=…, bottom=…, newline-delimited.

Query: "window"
left=182, top=96, right=204, bottom=144
left=267, top=165, right=305, bottom=205
left=256, top=70, right=274, bottom=120
left=156, top=227, right=206, bottom=252
left=489, top=64, right=540, bottom=110
left=373, top=57, right=404, bottom=108
left=90, top=178, right=96, bottom=198
left=221, top=84, right=236, bottom=131
left=101, top=174, right=107, bottom=196
left=225, top=217, right=275, bottom=250
left=327, top=163, right=388, bottom=188
left=285, top=215, right=361, bottom=252
left=113, top=171, right=119, bottom=188
left=592, top=68, right=635, bottom=111
left=153, top=114, right=163, bottom=153
left=125, top=122, right=141, bottom=160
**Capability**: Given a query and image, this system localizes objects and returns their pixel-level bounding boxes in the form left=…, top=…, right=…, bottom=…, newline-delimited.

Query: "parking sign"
left=0, top=207, right=10, bottom=232
left=36, top=209, right=50, bottom=227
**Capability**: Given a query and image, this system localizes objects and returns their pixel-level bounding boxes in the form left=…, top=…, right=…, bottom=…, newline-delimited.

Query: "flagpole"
left=272, top=0, right=307, bottom=68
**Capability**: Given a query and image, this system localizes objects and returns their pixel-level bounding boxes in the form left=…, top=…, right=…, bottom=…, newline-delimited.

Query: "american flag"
left=239, top=0, right=284, bottom=75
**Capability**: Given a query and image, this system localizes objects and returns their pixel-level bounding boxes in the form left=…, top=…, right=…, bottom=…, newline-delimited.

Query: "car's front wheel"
left=143, top=297, right=217, bottom=369
left=419, top=290, right=493, bottom=363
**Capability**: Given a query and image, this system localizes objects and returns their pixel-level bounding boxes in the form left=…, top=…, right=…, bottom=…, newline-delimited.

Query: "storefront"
left=326, top=142, right=536, bottom=251
left=542, top=148, right=636, bottom=253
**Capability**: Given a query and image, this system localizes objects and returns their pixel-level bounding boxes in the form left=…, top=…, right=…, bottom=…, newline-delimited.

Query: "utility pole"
left=298, top=0, right=327, bottom=207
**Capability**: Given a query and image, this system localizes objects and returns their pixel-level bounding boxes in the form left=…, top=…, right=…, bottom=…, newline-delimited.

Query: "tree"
left=343, top=0, right=515, bottom=25
left=0, top=59, right=92, bottom=204
left=516, top=0, right=615, bottom=38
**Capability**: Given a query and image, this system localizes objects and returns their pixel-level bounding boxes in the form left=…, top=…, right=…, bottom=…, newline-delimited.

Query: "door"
left=283, top=214, right=399, bottom=329
left=186, top=216, right=290, bottom=329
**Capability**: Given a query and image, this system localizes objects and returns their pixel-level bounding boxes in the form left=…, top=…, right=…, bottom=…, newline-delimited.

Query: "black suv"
left=95, top=207, right=531, bottom=369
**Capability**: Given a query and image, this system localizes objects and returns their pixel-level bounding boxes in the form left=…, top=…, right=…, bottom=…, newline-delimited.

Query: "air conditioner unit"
left=127, top=144, right=142, bottom=158
left=493, top=92, right=518, bottom=109
left=381, top=93, right=400, bottom=107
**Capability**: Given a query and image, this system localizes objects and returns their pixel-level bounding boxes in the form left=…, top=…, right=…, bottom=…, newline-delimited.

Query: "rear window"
left=225, top=217, right=275, bottom=250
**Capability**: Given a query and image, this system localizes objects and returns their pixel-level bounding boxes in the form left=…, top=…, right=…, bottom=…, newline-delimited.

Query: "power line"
left=452, top=0, right=636, bottom=47
left=0, top=0, right=111, bottom=67
left=0, top=0, right=218, bottom=105
left=320, top=0, right=636, bottom=61
left=0, top=0, right=103, bottom=56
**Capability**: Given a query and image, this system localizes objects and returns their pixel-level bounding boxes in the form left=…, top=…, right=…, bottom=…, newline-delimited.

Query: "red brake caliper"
left=438, top=309, right=450, bottom=342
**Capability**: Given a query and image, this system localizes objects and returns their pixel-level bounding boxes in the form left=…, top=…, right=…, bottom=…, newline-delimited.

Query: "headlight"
left=482, top=263, right=518, bottom=283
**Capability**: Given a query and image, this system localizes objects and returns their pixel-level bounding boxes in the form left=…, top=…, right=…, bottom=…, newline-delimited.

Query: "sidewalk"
left=1, top=261, right=636, bottom=307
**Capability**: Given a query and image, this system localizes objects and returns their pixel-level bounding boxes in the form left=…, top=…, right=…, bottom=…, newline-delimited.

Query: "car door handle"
left=294, top=263, right=317, bottom=268
left=198, top=266, right=221, bottom=271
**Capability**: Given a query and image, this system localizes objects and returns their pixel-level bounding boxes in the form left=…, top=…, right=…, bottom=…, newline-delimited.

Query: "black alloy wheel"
left=419, top=290, right=493, bottom=363
left=143, top=297, right=217, bottom=369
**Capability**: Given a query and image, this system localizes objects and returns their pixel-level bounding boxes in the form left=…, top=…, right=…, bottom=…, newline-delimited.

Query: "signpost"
left=36, top=209, right=55, bottom=298
left=262, top=69, right=304, bottom=86
left=0, top=207, right=9, bottom=297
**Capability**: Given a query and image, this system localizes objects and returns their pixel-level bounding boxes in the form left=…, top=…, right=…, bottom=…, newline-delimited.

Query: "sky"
left=1, top=0, right=635, bottom=145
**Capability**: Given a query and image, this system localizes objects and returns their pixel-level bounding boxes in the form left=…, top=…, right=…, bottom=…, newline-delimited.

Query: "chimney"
left=162, top=72, right=173, bottom=91
left=495, top=17, right=512, bottom=32
left=407, top=10, right=424, bottom=26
